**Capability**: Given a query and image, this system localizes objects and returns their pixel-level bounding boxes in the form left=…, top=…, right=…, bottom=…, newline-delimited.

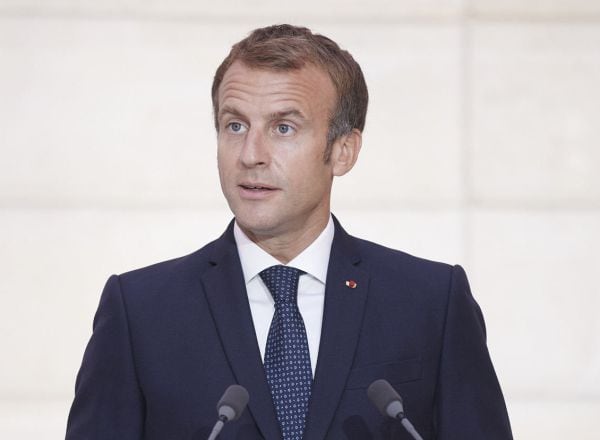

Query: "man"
left=66, top=24, right=512, bottom=439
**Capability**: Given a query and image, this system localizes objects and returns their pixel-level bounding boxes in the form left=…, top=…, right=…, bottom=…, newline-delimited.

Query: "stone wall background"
left=1, top=1, right=599, bottom=438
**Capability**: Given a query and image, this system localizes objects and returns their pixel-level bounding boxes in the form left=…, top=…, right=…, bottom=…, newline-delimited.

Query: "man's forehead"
left=217, top=61, right=335, bottom=116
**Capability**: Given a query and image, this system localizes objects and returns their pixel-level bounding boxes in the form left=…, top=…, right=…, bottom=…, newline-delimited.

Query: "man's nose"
left=240, top=128, right=269, bottom=168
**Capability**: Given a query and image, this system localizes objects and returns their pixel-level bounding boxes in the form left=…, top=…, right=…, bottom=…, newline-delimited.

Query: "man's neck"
left=238, top=215, right=331, bottom=264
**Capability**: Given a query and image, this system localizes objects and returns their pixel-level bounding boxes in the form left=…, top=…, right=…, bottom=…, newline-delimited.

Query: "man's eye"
left=228, top=122, right=244, bottom=133
left=276, top=124, right=293, bottom=135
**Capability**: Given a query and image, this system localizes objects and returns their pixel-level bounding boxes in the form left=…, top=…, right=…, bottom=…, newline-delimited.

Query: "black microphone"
left=207, top=384, right=249, bottom=440
left=367, top=379, right=424, bottom=440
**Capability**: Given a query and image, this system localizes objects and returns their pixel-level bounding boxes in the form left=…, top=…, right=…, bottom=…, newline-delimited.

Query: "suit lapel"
left=200, top=224, right=281, bottom=440
left=303, top=219, right=370, bottom=440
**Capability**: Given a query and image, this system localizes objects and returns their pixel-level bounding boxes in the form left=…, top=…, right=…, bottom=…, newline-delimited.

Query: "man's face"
left=217, top=61, right=337, bottom=241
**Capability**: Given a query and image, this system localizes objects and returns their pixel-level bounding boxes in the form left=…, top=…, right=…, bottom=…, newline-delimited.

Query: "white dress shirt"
left=233, top=216, right=334, bottom=377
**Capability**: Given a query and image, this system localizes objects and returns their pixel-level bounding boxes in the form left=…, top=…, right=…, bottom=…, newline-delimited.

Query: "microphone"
left=207, top=384, right=249, bottom=440
left=367, top=379, right=424, bottom=440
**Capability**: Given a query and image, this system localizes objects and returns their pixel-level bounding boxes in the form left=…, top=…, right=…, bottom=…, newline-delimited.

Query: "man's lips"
left=239, top=183, right=276, bottom=190
left=237, top=183, right=279, bottom=199
left=240, top=185, right=275, bottom=191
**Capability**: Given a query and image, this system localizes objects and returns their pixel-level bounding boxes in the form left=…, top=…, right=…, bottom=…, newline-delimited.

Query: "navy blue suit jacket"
left=66, top=218, right=512, bottom=439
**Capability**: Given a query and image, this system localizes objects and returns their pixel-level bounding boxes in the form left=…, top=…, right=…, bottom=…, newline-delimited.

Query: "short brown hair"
left=211, top=24, right=368, bottom=154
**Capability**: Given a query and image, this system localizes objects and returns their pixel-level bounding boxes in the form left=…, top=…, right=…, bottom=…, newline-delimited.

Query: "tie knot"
left=260, top=265, right=304, bottom=304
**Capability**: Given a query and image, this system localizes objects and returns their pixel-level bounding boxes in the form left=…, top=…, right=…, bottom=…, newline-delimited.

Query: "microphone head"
left=217, top=384, right=249, bottom=421
left=367, top=379, right=404, bottom=419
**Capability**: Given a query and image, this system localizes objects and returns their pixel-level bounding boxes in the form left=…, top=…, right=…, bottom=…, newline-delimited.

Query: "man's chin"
left=234, top=215, right=282, bottom=240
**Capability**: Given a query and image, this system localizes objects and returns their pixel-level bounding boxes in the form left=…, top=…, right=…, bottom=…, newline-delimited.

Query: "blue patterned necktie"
left=260, top=265, right=313, bottom=440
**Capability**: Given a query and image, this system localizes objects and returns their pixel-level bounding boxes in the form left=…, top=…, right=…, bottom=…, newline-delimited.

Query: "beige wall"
left=1, top=1, right=599, bottom=438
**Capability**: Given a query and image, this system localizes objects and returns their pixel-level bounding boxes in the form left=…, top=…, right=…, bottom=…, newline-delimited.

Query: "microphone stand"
left=395, top=413, right=424, bottom=440
left=207, top=415, right=229, bottom=440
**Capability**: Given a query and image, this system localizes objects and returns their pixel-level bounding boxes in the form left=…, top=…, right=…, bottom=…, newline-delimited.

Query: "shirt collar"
left=234, top=215, right=334, bottom=285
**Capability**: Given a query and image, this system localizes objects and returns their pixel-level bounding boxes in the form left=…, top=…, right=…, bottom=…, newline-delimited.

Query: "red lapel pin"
left=345, top=280, right=357, bottom=289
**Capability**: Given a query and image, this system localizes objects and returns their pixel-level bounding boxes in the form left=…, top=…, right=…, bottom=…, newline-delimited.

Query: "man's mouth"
left=239, top=184, right=275, bottom=191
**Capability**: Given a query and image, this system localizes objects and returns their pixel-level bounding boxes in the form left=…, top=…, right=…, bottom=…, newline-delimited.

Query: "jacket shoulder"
left=353, top=236, right=453, bottom=274
left=113, top=236, right=225, bottom=296
left=350, top=235, right=458, bottom=296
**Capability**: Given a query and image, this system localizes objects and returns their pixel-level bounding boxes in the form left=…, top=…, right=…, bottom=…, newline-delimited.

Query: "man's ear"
left=331, top=129, right=362, bottom=177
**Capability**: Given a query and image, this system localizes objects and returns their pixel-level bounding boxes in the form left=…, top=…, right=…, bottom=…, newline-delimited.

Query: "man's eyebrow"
left=269, top=109, right=307, bottom=121
left=218, top=107, right=307, bottom=121
left=218, top=105, right=243, bottom=119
